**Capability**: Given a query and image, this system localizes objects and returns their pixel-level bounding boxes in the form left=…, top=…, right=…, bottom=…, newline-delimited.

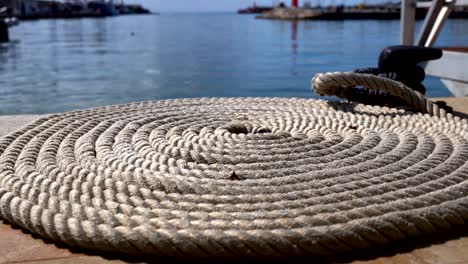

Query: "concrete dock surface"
left=0, top=97, right=467, bottom=263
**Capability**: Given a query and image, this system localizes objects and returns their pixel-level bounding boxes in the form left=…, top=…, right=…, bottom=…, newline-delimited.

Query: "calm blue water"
left=1, top=14, right=468, bottom=114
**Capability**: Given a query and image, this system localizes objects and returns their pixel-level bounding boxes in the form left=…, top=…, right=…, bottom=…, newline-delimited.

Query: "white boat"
left=401, top=0, right=468, bottom=96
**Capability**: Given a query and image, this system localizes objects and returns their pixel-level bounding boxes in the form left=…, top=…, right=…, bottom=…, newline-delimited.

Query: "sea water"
left=1, top=13, right=467, bottom=114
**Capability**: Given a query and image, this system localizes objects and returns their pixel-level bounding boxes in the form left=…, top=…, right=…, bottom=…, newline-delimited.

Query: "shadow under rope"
left=326, top=100, right=417, bottom=118
left=326, top=100, right=468, bottom=120
left=1, top=217, right=468, bottom=262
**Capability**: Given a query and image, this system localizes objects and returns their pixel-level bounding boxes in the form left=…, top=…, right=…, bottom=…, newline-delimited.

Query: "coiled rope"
left=0, top=74, right=467, bottom=256
left=312, top=72, right=447, bottom=117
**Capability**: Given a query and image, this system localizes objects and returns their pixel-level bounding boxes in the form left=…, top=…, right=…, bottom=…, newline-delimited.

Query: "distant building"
left=0, top=0, right=21, bottom=16
left=3, top=0, right=151, bottom=19
left=19, top=0, right=66, bottom=17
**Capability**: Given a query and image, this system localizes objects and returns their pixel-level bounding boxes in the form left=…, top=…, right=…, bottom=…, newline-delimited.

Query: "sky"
left=125, top=0, right=398, bottom=13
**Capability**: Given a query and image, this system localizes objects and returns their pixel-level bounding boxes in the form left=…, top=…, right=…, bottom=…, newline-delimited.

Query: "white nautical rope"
left=312, top=72, right=446, bottom=117
left=0, top=96, right=467, bottom=256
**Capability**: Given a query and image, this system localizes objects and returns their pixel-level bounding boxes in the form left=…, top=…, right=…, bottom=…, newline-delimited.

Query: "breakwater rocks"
left=257, top=7, right=468, bottom=20
left=257, top=7, right=321, bottom=20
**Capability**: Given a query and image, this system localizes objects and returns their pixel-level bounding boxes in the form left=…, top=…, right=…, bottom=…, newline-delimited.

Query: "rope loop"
left=312, top=72, right=446, bottom=118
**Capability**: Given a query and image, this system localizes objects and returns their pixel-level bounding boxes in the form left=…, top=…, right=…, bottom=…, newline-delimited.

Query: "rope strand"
left=311, top=72, right=446, bottom=117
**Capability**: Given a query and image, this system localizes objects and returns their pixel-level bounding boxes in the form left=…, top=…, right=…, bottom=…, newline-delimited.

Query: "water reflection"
left=290, top=20, right=298, bottom=76
left=291, top=19, right=298, bottom=54
left=48, top=20, right=59, bottom=82
left=92, top=18, right=107, bottom=45
left=0, top=40, right=19, bottom=70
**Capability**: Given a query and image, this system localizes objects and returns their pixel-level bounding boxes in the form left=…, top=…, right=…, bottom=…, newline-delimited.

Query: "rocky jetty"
left=257, top=6, right=468, bottom=20
left=257, top=7, right=321, bottom=20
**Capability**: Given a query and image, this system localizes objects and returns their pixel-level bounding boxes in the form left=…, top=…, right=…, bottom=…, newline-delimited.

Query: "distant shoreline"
left=257, top=7, right=468, bottom=20
left=18, top=13, right=157, bottom=21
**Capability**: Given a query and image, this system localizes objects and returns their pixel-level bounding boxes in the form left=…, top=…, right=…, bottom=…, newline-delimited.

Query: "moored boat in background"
left=402, top=0, right=468, bottom=96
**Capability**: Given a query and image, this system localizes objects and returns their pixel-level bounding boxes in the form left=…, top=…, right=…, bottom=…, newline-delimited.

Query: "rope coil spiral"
left=0, top=78, right=467, bottom=256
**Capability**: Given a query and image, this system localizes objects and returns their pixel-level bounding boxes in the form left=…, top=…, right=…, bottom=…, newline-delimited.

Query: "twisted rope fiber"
left=0, top=97, right=468, bottom=256
left=312, top=72, right=447, bottom=117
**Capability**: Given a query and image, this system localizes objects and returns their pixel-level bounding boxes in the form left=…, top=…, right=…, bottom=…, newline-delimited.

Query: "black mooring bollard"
left=0, top=21, right=9, bottom=43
